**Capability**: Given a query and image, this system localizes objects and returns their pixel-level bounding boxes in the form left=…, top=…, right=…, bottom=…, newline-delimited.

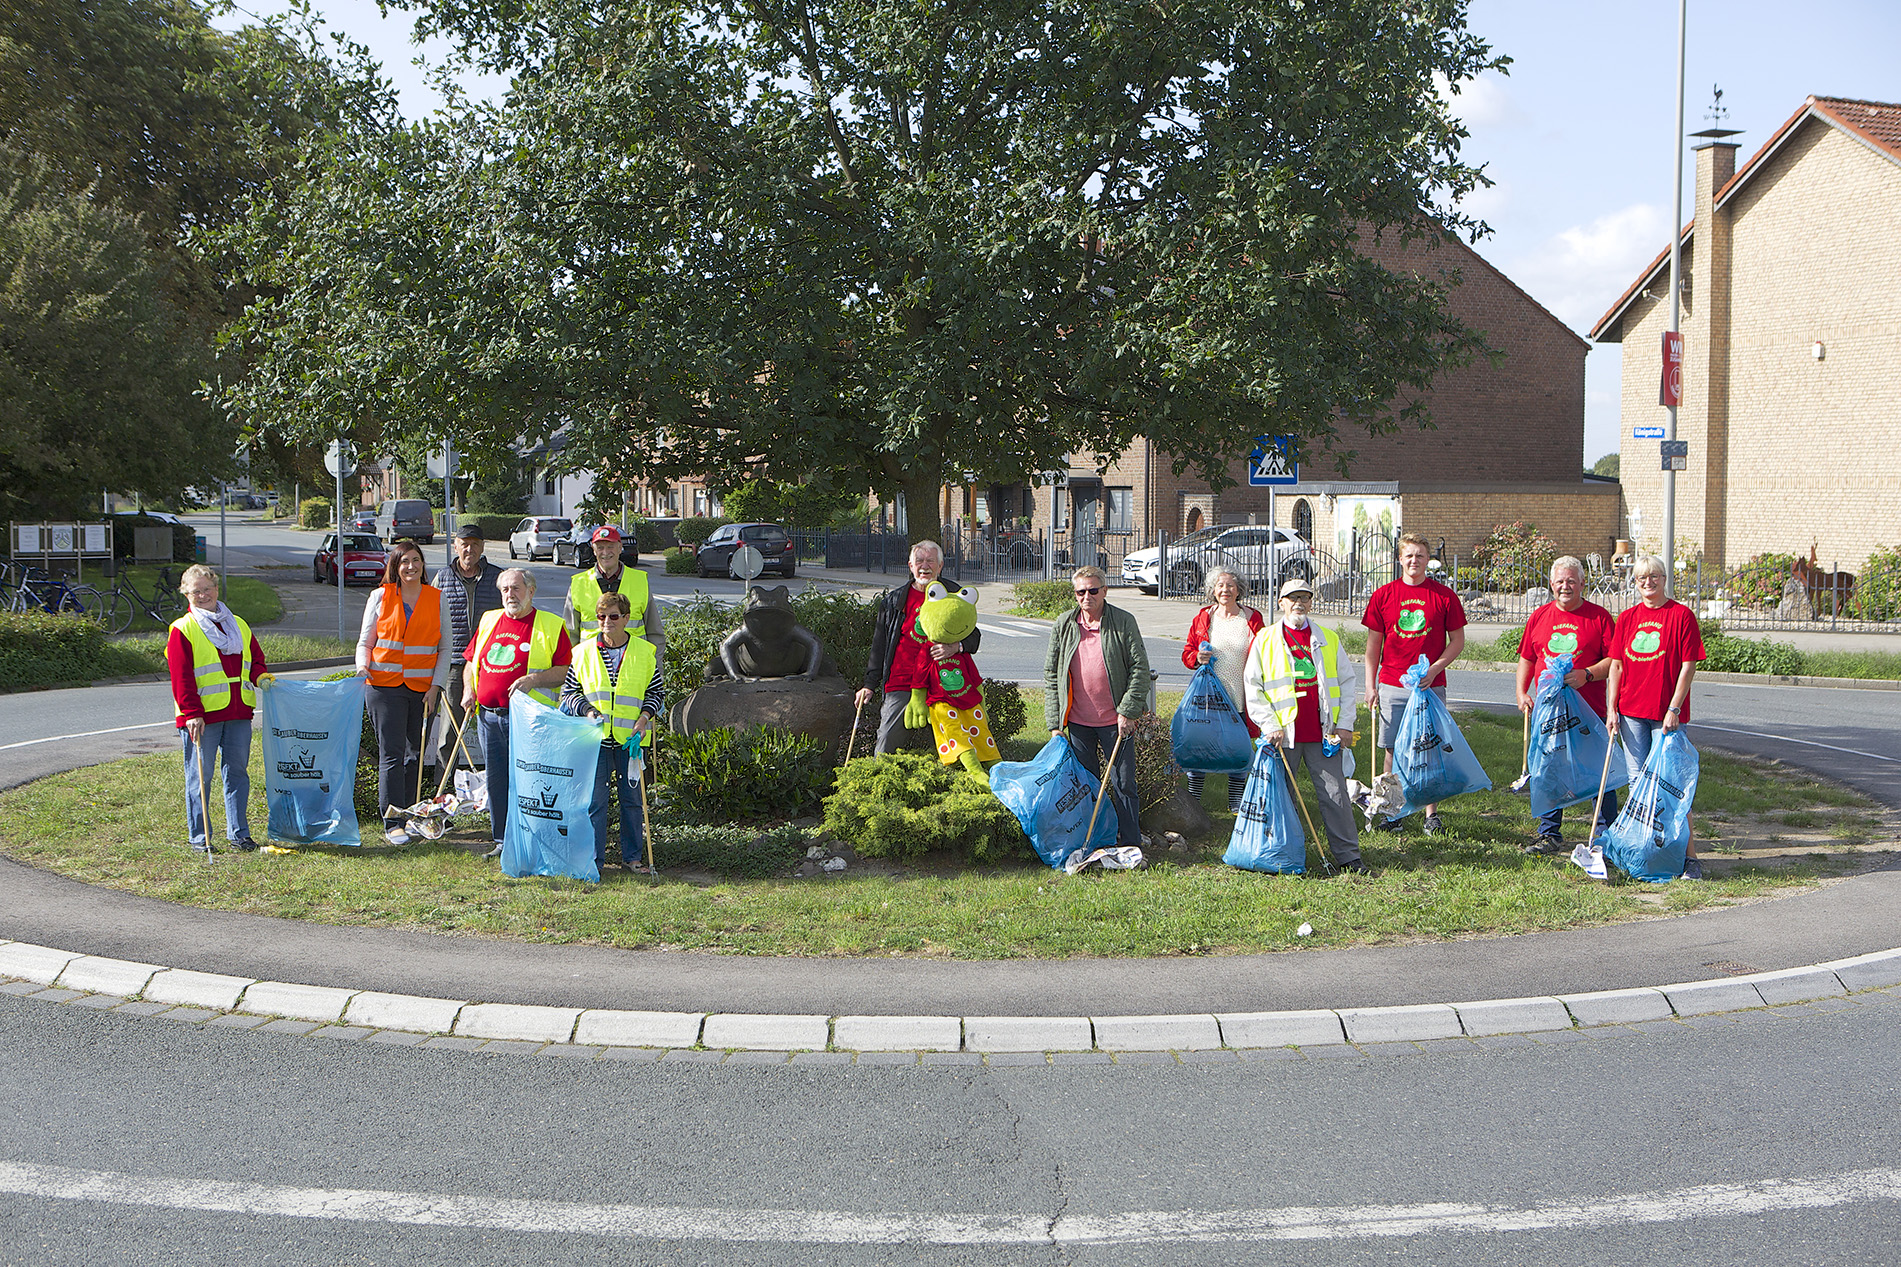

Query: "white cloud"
left=1508, top=202, right=1672, bottom=332
left=1435, top=71, right=1521, bottom=131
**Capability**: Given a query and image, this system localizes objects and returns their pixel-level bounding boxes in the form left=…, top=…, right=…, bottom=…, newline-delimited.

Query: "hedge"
left=300, top=498, right=333, bottom=529
left=0, top=611, right=109, bottom=690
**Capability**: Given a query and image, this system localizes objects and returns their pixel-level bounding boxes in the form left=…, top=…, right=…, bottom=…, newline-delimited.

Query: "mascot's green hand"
left=904, top=688, right=928, bottom=729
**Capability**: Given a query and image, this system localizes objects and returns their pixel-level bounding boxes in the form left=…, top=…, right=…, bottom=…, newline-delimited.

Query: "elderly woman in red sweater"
left=166, top=564, right=269, bottom=853
left=1180, top=568, right=1264, bottom=810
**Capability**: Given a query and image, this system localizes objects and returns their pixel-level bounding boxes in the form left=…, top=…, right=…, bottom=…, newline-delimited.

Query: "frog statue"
left=902, top=581, right=1001, bottom=783
left=704, top=585, right=837, bottom=682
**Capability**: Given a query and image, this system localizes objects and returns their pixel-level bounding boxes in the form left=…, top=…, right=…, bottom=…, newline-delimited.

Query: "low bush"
left=656, top=724, right=834, bottom=821
left=1851, top=544, right=1901, bottom=622
left=823, top=750, right=1029, bottom=861
left=1726, top=552, right=1796, bottom=609
left=664, top=547, right=697, bottom=576
left=982, top=680, right=1025, bottom=741
left=1127, top=712, right=1185, bottom=813
left=1013, top=580, right=1076, bottom=618
left=673, top=516, right=729, bottom=547
left=300, top=498, right=333, bottom=530
left=0, top=611, right=108, bottom=690
left=1495, top=625, right=1524, bottom=658
left=631, top=518, right=665, bottom=555
left=1472, top=520, right=1556, bottom=581
left=473, top=514, right=521, bottom=542
left=1699, top=623, right=1803, bottom=676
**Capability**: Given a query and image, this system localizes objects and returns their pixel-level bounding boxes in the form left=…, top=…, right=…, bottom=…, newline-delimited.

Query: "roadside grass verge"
left=0, top=689, right=1883, bottom=957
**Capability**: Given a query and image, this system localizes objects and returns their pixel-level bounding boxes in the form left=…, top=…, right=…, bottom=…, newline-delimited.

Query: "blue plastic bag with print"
left=1392, top=655, right=1493, bottom=817
left=1527, top=655, right=1630, bottom=818
left=1222, top=741, right=1306, bottom=875
left=1603, top=730, right=1700, bottom=883
left=501, top=694, right=604, bottom=883
left=990, top=734, right=1119, bottom=870
left=259, top=676, right=367, bottom=847
left=1171, top=656, right=1254, bottom=775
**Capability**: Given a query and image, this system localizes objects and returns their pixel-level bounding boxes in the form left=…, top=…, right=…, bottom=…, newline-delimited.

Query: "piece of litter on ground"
left=1296, top=923, right=1313, bottom=937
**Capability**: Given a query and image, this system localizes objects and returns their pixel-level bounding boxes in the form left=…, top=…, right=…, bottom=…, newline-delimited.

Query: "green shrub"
left=660, top=589, right=877, bottom=698
left=631, top=517, right=664, bottom=555
left=982, top=679, right=1026, bottom=741
left=823, top=751, right=1029, bottom=861
left=648, top=822, right=811, bottom=879
left=656, top=725, right=834, bottom=821
left=674, top=516, right=728, bottom=547
left=473, top=514, right=521, bottom=542
left=1851, top=545, right=1901, bottom=621
left=1127, top=712, right=1185, bottom=813
left=1495, top=625, right=1524, bottom=658
left=1013, top=579, right=1076, bottom=618
left=664, top=547, right=697, bottom=575
left=0, top=611, right=109, bottom=690
left=1698, top=621, right=1803, bottom=676
left=300, top=497, right=333, bottom=530
left=1471, top=519, right=1557, bottom=581
left=1727, top=552, right=1796, bottom=609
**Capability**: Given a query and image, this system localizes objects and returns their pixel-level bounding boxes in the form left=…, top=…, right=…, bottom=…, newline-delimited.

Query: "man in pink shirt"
left=1043, top=566, right=1152, bottom=847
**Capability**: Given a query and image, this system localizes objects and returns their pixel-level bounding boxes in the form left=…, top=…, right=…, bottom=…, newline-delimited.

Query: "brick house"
left=1591, top=95, right=1901, bottom=571
left=945, top=229, right=1612, bottom=570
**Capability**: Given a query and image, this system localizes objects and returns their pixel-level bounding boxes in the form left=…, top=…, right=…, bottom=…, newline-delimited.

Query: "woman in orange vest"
left=354, top=538, right=453, bottom=845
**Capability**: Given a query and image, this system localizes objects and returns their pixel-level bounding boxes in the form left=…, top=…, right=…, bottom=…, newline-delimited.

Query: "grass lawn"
left=1, top=687, right=1887, bottom=959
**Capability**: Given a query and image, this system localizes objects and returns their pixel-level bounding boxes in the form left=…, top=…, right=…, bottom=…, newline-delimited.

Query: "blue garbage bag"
left=1392, top=656, right=1493, bottom=817
left=1171, top=658, right=1253, bottom=774
left=990, top=734, right=1120, bottom=870
left=1223, top=742, right=1306, bottom=874
left=1603, top=730, right=1700, bottom=883
left=259, top=677, right=367, bottom=847
left=501, top=694, right=604, bottom=883
left=1527, top=655, right=1630, bottom=819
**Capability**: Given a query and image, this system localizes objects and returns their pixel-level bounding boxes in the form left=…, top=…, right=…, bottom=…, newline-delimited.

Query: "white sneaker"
left=384, top=825, right=411, bottom=847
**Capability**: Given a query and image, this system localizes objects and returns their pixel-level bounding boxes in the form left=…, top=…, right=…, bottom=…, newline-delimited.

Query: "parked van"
left=376, top=498, right=437, bottom=545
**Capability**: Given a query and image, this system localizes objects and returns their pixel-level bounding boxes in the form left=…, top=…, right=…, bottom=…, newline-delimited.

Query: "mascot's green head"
left=916, top=580, right=980, bottom=644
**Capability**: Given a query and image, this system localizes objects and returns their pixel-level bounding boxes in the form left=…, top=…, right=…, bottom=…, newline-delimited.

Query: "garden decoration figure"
left=903, top=581, right=1001, bottom=783
left=705, top=585, right=836, bottom=682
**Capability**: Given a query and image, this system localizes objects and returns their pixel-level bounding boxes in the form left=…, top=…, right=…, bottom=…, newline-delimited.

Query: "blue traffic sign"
left=1633, top=426, right=1666, bottom=439
left=1248, top=435, right=1299, bottom=486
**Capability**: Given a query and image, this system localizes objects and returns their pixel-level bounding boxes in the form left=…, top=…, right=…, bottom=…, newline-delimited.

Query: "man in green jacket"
left=1043, top=566, right=1151, bottom=847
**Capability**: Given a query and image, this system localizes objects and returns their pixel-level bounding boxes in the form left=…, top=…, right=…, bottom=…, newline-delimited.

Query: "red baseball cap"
left=591, top=526, right=622, bottom=542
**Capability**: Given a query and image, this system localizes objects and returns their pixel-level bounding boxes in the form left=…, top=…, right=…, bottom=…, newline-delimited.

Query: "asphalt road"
left=2, top=985, right=1897, bottom=1265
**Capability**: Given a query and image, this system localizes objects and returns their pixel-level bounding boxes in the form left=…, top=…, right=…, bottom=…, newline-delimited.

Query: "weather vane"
left=1706, top=85, right=1728, bottom=128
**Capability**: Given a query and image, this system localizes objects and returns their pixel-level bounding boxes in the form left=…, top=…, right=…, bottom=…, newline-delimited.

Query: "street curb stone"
left=454, top=1003, right=582, bottom=1044
left=1093, top=1014, right=1222, bottom=1051
left=965, top=1016, right=1094, bottom=1052
left=574, top=1010, right=702, bottom=1049
left=833, top=1015, right=961, bottom=1052
left=239, top=981, right=358, bottom=1023
left=1732, top=966, right=1848, bottom=1005
left=1827, top=949, right=1901, bottom=991
left=1339, top=1003, right=1462, bottom=1043
left=1559, top=987, right=1674, bottom=1026
left=1216, top=1010, right=1346, bottom=1048
left=144, top=969, right=253, bottom=1010
left=54, top=956, right=161, bottom=999
left=1658, top=978, right=1765, bottom=1016
left=701, top=1013, right=828, bottom=1051
left=344, top=991, right=465, bottom=1034
left=1454, top=996, right=1574, bottom=1036
left=0, top=942, right=77, bottom=983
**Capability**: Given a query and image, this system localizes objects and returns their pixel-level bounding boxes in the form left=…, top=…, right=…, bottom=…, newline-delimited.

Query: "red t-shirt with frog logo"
left=1522, top=600, right=1614, bottom=717
left=1361, top=578, right=1466, bottom=688
left=1610, top=599, right=1706, bottom=722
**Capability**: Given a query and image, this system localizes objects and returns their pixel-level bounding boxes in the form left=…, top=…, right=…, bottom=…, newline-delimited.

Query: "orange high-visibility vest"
left=367, top=584, right=441, bottom=692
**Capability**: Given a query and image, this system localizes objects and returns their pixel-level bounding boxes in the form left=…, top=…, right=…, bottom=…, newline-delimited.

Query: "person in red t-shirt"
left=855, top=541, right=981, bottom=755
left=1515, top=557, right=1617, bottom=853
left=1360, top=533, right=1466, bottom=833
left=1607, top=555, right=1708, bottom=876
left=460, top=568, right=573, bottom=855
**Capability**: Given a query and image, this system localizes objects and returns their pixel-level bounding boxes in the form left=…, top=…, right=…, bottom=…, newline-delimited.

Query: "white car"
left=1122, top=524, right=1312, bottom=596
left=507, top=516, right=572, bottom=561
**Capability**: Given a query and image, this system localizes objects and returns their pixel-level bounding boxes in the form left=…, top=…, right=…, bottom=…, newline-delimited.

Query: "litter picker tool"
left=843, top=693, right=867, bottom=765
left=1569, top=724, right=1620, bottom=881
left=1081, top=729, right=1127, bottom=851
left=414, top=692, right=439, bottom=807
left=432, top=706, right=478, bottom=802
left=631, top=729, right=656, bottom=875
left=1274, top=740, right=1334, bottom=874
left=1510, top=707, right=1532, bottom=793
left=192, top=732, right=214, bottom=867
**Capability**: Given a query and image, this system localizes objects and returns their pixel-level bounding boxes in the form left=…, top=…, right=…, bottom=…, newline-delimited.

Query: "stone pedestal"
left=669, top=676, right=858, bottom=755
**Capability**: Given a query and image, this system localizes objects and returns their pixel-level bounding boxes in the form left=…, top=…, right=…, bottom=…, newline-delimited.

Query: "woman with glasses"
left=560, top=592, right=665, bottom=873
left=1043, top=566, right=1151, bottom=849
left=355, top=538, right=452, bottom=845
left=1180, top=568, right=1264, bottom=811
left=1606, top=555, right=1708, bottom=878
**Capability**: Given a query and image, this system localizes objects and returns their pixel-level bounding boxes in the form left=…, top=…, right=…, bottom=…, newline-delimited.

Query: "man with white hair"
left=461, top=567, right=572, bottom=857
left=857, top=539, right=982, bottom=754
left=1515, top=556, right=1617, bottom=854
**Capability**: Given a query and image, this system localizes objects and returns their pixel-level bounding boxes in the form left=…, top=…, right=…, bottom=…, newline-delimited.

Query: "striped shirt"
left=559, top=640, right=667, bottom=727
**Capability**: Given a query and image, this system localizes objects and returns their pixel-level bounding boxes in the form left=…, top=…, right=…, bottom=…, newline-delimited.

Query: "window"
left=1022, top=489, right=1036, bottom=519
left=1292, top=498, right=1313, bottom=543
left=543, top=474, right=556, bottom=496
left=693, top=489, right=709, bottom=516
left=1107, top=487, right=1133, bottom=533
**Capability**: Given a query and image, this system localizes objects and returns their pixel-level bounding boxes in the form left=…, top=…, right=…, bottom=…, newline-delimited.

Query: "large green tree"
left=219, top=0, right=1504, bottom=543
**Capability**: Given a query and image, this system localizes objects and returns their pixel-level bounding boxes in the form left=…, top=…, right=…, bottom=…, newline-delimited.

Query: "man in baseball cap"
left=563, top=524, right=664, bottom=660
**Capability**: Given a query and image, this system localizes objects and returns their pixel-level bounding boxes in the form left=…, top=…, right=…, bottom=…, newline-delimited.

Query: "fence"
left=795, top=524, right=1138, bottom=585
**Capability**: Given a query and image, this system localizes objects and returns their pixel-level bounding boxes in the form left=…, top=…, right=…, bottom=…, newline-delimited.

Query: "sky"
left=223, top=1, right=1901, bottom=465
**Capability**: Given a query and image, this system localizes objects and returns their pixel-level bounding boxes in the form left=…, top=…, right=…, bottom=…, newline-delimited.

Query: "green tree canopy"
left=218, top=0, right=1504, bottom=543
left=1592, top=452, right=1620, bottom=479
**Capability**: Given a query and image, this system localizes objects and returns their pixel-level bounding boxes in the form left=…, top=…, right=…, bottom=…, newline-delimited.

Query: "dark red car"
left=314, top=532, right=389, bottom=586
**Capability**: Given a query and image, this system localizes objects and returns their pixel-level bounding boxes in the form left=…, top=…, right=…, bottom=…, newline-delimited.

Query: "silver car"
left=507, top=516, right=572, bottom=561
left=1121, top=524, right=1312, bottom=596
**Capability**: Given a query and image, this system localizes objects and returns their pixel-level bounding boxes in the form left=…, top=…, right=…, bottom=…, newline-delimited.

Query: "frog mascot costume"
left=903, top=581, right=1002, bottom=783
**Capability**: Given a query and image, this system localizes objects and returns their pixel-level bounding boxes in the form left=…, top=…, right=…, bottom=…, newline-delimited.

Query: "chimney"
left=1684, top=123, right=1741, bottom=566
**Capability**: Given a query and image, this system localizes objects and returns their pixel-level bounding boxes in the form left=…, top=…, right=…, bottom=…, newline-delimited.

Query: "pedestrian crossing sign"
left=1248, top=435, right=1299, bottom=486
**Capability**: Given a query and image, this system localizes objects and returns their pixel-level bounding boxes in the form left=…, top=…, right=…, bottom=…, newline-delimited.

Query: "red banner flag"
left=1659, top=330, right=1684, bottom=407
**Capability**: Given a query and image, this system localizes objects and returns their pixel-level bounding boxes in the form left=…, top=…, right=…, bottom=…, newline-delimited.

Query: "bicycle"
left=2, top=560, right=109, bottom=624
left=101, top=563, right=182, bottom=634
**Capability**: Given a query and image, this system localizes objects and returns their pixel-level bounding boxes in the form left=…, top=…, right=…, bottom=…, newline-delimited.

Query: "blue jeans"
left=591, top=740, right=647, bottom=868
left=1618, top=715, right=1667, bottom=787
left=183, top=719, right=252, bottom=846
left=1538, top=788, right=1618, bottom=840
left=479, top=707, right=512, bottom=845
left=1066, top=721, right=1140, bottom=848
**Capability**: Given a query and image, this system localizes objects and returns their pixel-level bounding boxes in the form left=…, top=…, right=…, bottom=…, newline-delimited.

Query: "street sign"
left=425, top=444, right=454, bottom=480
left=1633, top=426, right=1666, bottom=439
left=1659, top=330, right=1683, bottom=406
left=1660, top=440, right=1688, bottom=471
left=730, top=545, right=765, bottom=581
left=323, top=440, right=356, bottom=478
left=1247, top=435, right=1299, bottom=486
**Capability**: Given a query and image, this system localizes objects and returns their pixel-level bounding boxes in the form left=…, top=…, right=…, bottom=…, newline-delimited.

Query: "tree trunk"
left=898, top=462, right=944, bottom=550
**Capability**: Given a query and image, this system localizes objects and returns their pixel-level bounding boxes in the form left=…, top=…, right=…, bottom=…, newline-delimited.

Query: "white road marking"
left=1683, top=723, right=1901, bottom=764
left=0, top=722, right=172, bottom=752
left=976, top=622, right=1037, bottom=639
left=2, top=1160, right=1896, bottom=1245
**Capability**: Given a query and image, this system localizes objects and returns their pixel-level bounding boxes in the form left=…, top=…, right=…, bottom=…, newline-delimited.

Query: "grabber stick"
left=1082, top=729, right=1127, bottom=849
left=433, top=706, right=478, bottom=801
left=634, top=732, right=655, bottom=873
left=1274, top=741, right=1333, bottom=873
left=414, top=692, right=439, bottom=806
left=192, top=731, right=214, bottom=866
left=843, top=694, right=868, bottom=765
left=1585, top=724, right=1620, bottom=850
left=1510, top=708, right=1532, bottom=793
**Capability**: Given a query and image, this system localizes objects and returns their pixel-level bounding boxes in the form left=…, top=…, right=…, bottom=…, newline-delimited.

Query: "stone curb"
left=2, top=938, right=1897, bottom=1054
